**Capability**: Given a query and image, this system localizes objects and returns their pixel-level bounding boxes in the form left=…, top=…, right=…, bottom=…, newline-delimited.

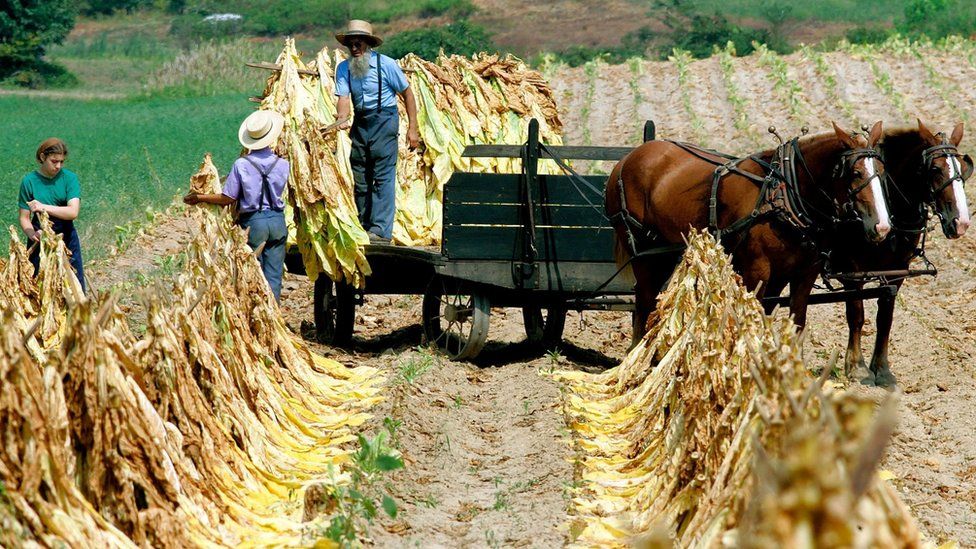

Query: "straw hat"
left=335, top=20, right=383, bottom=48
left=238, top=110, right=284, bottom=150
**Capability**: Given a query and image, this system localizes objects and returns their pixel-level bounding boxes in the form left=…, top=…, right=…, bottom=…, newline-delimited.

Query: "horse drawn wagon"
left=287, top=119, right=640, bottom=359
left=287, top=119, right=934, bottom=361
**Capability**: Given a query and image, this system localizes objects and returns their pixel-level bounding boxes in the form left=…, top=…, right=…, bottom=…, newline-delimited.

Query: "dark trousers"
left=30, top=220, right=86, bottom=293
left=350, top=106, right=399, bottom=239
left=238, top=209, right=287, bottom=302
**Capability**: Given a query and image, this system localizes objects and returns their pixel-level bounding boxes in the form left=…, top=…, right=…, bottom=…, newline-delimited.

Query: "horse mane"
left=879, top=127, right=924, bottom=166
left=878, top=127, right=931, bottom=219
left=750, top=130, right=844, bottom=163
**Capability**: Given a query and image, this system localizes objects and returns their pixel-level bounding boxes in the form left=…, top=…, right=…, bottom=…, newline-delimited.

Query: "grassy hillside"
left=690, top=0, right=911, bottom=22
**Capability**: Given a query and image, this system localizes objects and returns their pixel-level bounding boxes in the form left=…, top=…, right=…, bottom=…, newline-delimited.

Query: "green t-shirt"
left=18, top=168, right=81, bottom=211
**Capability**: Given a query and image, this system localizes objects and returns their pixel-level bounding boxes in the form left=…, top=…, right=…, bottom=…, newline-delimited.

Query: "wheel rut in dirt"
left=279, top=287, right=632, bottom=546
left=370, top=350, right=575, bottom=547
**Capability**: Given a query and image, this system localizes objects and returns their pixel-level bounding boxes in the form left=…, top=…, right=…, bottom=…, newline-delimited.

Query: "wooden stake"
left=246, top=61, right=318, bottom=76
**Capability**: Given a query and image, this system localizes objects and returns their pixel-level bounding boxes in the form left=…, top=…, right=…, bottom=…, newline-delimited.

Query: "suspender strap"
left=242, top=155, right=281, bottom=211
left=376, top=52, right=383, bottom=112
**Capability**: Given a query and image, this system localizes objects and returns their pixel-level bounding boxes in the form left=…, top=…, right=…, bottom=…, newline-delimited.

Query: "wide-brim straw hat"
left=335, top=19, right=383, bottom=48
left=238, top=110, right=284, bottom=150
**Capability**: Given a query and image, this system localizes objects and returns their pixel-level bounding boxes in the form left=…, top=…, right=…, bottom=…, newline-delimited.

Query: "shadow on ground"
left=299, top=320, right=620, bottom=370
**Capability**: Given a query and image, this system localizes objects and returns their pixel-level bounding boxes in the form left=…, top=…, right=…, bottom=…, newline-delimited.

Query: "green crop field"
left=1, top=94, right=254, bottom=259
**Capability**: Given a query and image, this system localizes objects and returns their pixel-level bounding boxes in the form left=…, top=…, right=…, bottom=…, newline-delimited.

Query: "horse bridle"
left=879, top=141, right=959, bottom=233
left=919, top=141, right=967, bottom=197
left=829, top=146, right=885, bottom=223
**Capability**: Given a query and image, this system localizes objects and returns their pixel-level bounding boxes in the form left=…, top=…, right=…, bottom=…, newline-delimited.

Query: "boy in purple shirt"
left=184, top=110, right=290, bottom=301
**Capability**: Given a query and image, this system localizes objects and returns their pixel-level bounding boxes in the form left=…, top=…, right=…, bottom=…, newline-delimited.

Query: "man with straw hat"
left=183, top=110, right=290, bottom=301
left=334, top=19, right=419, bottom=244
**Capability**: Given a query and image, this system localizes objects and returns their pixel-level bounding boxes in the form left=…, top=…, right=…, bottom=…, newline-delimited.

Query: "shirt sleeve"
left=335, top=60, right=351, bottom=97
left=386, top=57, right=410, bottom=93
left=17, top=176, right=31, bottom=210
left=221, top=160, right=244, bottom=199
left=65, top=172, right=81, bottom=201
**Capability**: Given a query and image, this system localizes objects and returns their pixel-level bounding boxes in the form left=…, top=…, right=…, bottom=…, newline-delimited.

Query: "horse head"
left=831, top=121, right=891, bottom=242
left=917, top=119, right=972, bottom=238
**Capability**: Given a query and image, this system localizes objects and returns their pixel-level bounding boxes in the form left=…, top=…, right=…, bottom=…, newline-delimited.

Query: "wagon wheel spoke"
left=434, top=323, right=450, bottom=345
left=449, top=318, right=465, bottom=351
left=447, top=326, right=461, bottom=356
left=443, top=321, right=456, bottom=354
left=422, top=277, right=490, bottom=360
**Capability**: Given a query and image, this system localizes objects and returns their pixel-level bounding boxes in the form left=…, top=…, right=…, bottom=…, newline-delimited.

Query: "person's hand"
left=407, top=126, right=420, bottom=150
left=338, top=118, right=352, bottom=131
left=29, top=229, right=41, bottom=242
left=183, top=193, right=201, bottom=205
left=27, top=200, right=47, bottom=214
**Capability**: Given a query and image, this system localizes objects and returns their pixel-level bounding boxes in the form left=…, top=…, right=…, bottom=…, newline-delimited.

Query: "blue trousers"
left=30, top=219, right=86, bottom=293
left=238, top=210, right=287, bottom=301
left=350, top=107, right=399, bottom=239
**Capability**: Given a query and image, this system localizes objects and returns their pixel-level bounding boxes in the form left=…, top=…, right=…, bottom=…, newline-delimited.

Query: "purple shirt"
left=221, top=148, right=289, bottom=213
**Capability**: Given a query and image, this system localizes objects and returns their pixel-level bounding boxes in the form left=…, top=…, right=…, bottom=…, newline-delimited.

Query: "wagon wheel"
left=422, top=278, right=490, bottom=360
left=313, top=276, right=355, bottom=346
left=522, top=305, right=567, bottom=348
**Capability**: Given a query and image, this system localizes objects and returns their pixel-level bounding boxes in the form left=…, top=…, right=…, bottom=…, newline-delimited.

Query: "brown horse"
left=606, top=122, right=891, bottom=342
left=832, top=120, right=972, bottom=388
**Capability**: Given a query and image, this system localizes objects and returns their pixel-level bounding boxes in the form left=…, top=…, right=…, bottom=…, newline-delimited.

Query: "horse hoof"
left=850, top=365, right=875, bottom=386
left=874, top=369, right=897, bottom=389
left=858, top=374, right=876, bottom=387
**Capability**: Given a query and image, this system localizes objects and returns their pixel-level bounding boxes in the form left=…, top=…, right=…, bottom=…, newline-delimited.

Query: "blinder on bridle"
left=831, top=146, right=884, bottom=221
left=919, top=136, right=972, bottom=197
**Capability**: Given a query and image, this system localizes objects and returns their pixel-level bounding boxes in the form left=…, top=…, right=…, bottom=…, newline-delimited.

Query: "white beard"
left=350, top=49, right=372, bottom=79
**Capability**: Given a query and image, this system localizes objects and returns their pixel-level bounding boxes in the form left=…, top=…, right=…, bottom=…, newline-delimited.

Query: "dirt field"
left=89, top=214, right=976, bottom=546
left=547, top=48, right=976, bottom=544
left=85, top=48, right=976, bottom=546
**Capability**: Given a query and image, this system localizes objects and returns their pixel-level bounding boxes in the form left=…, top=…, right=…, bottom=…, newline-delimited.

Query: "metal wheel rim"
left=423, top=278, right=489, bottom=360
left=314, top=278, right=337, bottom=341
left=315, top=277, right=354, bottom=345
left=522, top=305, right=567, bottom=347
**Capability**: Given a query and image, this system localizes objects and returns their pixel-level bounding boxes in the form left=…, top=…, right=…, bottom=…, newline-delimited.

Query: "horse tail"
left=606, top=157, right=636, bottom=282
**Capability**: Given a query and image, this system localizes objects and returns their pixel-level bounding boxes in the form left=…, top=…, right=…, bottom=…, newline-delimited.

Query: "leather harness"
left=610, top=139, right=883, bottom=257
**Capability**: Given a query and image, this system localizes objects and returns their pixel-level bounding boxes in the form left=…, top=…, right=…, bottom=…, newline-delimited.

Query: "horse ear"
left=868, top=120, right=883, bottom=147
left=951, top=122, right=964, bottom=147
left=917, top=118, right=938, bottom=144
left=962, top=154, right=974, bottom=181
left=833, top=121, right=856, bottom=148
